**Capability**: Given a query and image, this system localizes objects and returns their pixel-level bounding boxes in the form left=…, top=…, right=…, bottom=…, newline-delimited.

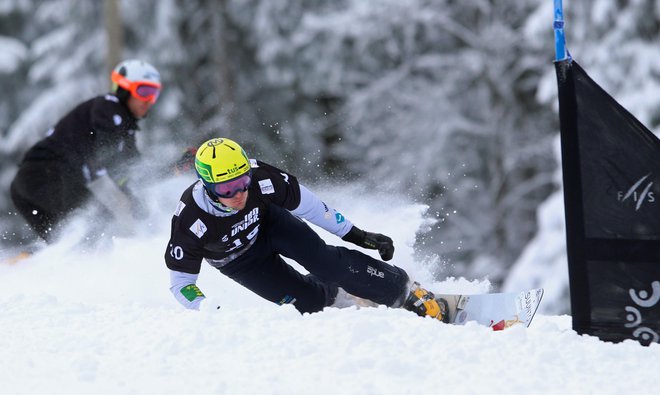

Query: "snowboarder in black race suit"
left=165, top=137, right=450, bottom=320
left=10, top=59, right=162, bottom=244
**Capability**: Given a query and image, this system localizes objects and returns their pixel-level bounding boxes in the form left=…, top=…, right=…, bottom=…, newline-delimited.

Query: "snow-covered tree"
left=237, top=0, right=558, bottom=282
left=0, top=1, right=109, bottom=243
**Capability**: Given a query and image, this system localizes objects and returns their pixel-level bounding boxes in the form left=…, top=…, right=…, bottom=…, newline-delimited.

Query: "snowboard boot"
left=402, top=282, right=450, bottom=323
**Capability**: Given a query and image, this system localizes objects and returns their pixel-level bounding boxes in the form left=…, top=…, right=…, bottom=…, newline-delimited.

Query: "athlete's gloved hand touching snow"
left=342, top=226, right=395, bottom=261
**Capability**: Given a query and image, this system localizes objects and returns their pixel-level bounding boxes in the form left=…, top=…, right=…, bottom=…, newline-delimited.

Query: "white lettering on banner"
left=624, top=281, right=660, bottom=344
left=630, top=281, right=660, bottom=307
left=617, top=174, right=655, bottom=211
left=259, top=179, right=275, bottom=194
left=231, top=208, right=260, bottom=237
left=367, top=266, right=385, bottom=278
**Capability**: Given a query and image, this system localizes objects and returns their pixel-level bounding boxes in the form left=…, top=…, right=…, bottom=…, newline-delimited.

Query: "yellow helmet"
left=195, top=138, right=251, bottom=184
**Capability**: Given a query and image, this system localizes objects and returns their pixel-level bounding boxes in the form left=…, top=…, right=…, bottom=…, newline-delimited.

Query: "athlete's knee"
left=290, top=277, right=338, bottom=314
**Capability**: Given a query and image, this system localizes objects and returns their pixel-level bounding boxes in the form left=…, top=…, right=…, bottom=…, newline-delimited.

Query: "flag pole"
left=553, top=0, right=570, bottom=61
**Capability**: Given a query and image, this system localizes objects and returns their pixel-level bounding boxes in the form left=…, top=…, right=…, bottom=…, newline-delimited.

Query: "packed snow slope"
left=1, top=177, right=657, bottom=395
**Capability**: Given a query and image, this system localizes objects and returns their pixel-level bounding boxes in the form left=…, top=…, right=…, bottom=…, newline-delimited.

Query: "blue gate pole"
left=554, top=0, right=569, bottom=61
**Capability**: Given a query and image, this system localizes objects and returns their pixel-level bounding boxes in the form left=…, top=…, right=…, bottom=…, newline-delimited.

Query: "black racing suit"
left=165, top=160, right=410, bottom=314
left=10, top=94, right=140, bottom=243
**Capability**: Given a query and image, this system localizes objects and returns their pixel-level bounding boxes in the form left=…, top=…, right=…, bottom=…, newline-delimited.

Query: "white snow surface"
left=1, top=177, right=657, bottom=395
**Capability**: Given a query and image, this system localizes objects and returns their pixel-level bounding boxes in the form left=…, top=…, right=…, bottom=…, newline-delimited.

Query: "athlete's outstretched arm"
left=290, top=184, right=395, bottom=261
left=289, top=184, right=354, bottom=237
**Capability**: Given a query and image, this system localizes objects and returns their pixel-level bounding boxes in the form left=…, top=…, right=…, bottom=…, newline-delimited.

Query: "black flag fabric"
left=556, top=59, right=660, bottom=346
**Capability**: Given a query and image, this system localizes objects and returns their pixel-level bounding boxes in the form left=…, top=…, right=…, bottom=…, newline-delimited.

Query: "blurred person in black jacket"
left=10, top=59, right=162, bottom=244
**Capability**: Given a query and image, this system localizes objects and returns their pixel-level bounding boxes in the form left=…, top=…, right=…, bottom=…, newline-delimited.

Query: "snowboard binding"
left=403, top=282, right=450, bottom=323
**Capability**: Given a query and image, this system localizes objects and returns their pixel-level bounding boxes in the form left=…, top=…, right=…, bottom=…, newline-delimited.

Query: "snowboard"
left=436, top=288, right=544, bottom=331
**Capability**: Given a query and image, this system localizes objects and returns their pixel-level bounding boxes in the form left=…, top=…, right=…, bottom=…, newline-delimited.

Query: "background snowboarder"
left=10, top=59, right=162, bottom=244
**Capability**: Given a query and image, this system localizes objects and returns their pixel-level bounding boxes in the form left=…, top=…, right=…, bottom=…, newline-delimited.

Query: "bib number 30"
left=170, top=244, right=184, bottom=260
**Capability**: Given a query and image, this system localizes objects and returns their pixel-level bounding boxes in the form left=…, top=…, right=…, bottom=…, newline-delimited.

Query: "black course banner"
left=556, top=59, right=660, bottom=346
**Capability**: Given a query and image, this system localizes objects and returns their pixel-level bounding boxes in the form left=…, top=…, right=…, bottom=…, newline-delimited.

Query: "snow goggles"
left=111, top=71, right=162, bottom=103
left=207, top=172, right=252, bottom=199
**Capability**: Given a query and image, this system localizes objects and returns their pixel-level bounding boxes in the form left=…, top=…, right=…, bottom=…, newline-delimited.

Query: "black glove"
left=342, top=226, right=395, bottom=261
